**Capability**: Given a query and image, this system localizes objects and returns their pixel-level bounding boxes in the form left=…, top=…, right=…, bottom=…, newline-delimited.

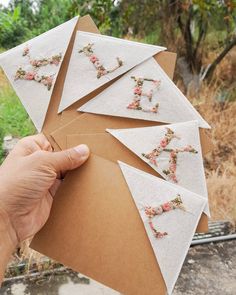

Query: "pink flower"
left=169, top=163, right=176, bottom=172
left=162, top=202, right=172, bottom=212
left=150, top=157, right=157, bottom=166
left=52, top=60, right=60, bottom=66
left=25, top=72, right=35, bottom=80
left=127, top=101, right=140, bottom=110
left=184, top=145, right=191, bottom=152
left=90, top=55, right=98, bottom=63
left=145, top=207, right=156, bottom=218
left=156, top=232, right=167, bottom=238
left=171, top=174, right=178, bottom=183
left=160, top=138, right=168, bottom=148
left=134, top=87, right=142, bottom=95
left=30, top=60, right=40, bottom=67
left=23, top=47, right=29, bottom=56
left=153, top=80, right=161, bottom=87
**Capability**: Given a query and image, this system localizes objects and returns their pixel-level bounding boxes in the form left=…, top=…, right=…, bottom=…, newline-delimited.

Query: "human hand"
left=0, top=133, right=90, bottom=248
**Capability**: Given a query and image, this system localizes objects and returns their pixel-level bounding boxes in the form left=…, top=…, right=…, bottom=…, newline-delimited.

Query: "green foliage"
left=0, top=80, right=35, bottom=162
left=0, top=6, right=31, bottom=48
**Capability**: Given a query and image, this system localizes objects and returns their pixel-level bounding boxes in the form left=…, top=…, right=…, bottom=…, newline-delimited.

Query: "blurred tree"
left=0, top=5, right=31, bottom=48
left=67, top=0, right=122, bottom=36
left=155, top=0, right=236, bottom=81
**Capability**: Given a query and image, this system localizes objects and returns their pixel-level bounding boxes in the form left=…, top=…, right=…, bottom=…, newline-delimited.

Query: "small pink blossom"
left=149, top=157, right=157, bottom=166
left=162, top=202, right=172, bottom=212
left=160, top=138, right=168, bottom=148
left=171, top=174, right=178, bottom=183
left=133, top=87, right=142, bottom=95
left=25, top=72, right=35, bottom=80
left=169, top=163, right=177, bottom=172
left=23, top=47, right=29, bottom=56
left=90, top=55, right=98, bottom=63
left=145, top=207, right=156, bottom=218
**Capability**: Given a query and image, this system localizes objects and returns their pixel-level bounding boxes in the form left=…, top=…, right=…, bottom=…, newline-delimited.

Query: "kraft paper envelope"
left=31, top=154, right=206, bottom=295
left=66, top=133, right=208, bottom=233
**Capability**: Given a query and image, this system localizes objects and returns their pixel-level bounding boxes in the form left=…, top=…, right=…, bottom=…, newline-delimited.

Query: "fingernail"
left=74, top=144, right=90, bottom=158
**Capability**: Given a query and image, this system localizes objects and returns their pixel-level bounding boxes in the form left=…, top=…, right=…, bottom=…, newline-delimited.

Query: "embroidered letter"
left=78, top=43, right=123, bottom=79
left=127, top=76, right=161, bottom=113
left=144, top=195, right=185, bottom=238
left=142, top=128, right=198, bottom=183
left=14, top=46, right=62, bottom=90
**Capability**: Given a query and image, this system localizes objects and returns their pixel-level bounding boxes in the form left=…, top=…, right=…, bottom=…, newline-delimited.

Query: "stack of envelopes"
left=0, top=15, right=213, bottom=295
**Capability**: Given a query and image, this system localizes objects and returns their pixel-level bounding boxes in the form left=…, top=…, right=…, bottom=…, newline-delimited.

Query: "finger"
left=9, top=134, right=52, bottom=158
left=39, top=144, right=90, bottom=173
left=33, top=133, right=52, bottom=152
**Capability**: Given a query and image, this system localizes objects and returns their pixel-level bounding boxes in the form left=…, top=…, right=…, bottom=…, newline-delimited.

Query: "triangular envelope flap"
left=58, top=31, right=166, bottom=112
left=118, top=161, right=206, bottom=295
left=108, top=121, right=209, bottom=216
left=0, top=16, right=79, bottom=131
left=79, top=57, right=210, bottom=129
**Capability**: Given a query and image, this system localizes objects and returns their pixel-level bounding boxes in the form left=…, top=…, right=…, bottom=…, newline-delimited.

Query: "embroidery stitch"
left=78, top=43, right=123, bottom=79
left=142, top=128, right=198, bottom=183
left=142, top=128, right=178, bottom=166
left=162, top=146, right=198, bottom=183
left=15, top=68, right=54, bottom=91
left=127, top=76, right=161, bottom=113
left=144, top=195, right=185, bottom=238
left=14, top=46, right=62, bottom=90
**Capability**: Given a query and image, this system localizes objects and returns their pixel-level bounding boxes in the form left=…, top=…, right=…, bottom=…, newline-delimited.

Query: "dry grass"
left=188, top=49, right=236, bottom=227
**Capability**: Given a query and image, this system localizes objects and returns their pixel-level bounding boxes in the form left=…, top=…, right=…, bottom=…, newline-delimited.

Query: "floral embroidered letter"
left=142, top=128, right=198, bottom=183
left=127, top=76, right=161, bottom=113
left=144, top=195, right=185, bottom=238
left=78, top=43, right=123, bottom=79
left=14, top=46, right=62, bottom=90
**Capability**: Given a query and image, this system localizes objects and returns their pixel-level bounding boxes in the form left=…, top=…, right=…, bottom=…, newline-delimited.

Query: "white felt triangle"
left=79, top=57, right=210, bottom=129
left=58, top=31, right=166, bottom=112
left=118, top=161, right=206, bottom=295
left=108, top=121, right=209, bottom=216
left=0, top=16, right=79, bottom=131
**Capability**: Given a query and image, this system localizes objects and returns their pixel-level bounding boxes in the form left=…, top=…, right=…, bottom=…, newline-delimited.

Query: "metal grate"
left=191, top=220, right=236, bottom=245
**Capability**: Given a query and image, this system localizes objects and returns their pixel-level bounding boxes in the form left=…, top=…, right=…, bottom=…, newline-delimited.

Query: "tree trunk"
left=204, top=36, right=236, bottom=81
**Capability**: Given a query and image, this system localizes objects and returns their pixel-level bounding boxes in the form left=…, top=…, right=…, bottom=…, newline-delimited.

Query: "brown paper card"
left=66, top=133, right=208, bottom=233
left=31, top=154, right=167, bottom=295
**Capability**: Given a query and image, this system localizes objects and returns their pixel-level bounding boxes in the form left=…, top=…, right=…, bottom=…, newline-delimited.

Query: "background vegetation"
left=0, top=0, right=236, bottom=224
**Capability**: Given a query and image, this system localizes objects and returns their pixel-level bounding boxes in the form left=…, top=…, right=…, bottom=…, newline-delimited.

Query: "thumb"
left=44, top=144, right=90, bottom=173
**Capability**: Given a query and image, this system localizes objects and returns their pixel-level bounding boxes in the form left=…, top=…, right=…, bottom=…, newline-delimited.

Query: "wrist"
left=0, top=207, right=18, bottom=250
